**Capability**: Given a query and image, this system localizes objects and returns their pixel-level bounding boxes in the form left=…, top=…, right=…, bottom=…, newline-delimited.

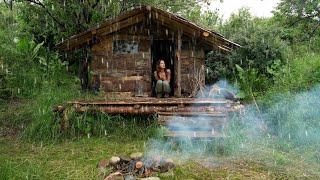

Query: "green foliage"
left=274, top=0, right=320, bottom=43
left=205, top=8, right=291, bottom=99
left=221, top=9, right=288, bottom=74
left=235, top=65, right=266, bottom=99
left=264, top=53, right=320, bottom=94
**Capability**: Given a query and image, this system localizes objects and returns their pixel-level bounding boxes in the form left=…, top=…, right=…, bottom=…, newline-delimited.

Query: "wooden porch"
left=54, top=97, right=239, bottom=138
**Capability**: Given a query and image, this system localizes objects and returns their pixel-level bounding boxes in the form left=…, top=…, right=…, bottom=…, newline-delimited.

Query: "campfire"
left=98, top=152, right=175, bottom=179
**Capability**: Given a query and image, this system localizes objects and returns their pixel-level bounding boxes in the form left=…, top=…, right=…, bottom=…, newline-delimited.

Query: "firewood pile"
left=98, top=152, right=175, bottom=180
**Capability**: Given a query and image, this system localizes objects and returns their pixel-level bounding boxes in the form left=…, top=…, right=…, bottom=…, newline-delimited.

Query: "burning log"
left=135, top=161, right=143, bottom=169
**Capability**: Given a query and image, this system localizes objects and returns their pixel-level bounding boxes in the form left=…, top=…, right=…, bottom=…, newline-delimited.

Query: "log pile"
left=98, top=153, right=175, bottom=179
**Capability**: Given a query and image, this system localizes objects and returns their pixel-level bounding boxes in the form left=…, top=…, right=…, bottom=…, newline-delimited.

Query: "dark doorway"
left=151, top=40, right=175, bottom=97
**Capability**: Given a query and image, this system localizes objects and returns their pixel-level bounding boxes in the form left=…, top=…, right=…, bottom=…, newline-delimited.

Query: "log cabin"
left=56, top=5, right=240, bottom=98
left=55, top=6, right=241, bottom=138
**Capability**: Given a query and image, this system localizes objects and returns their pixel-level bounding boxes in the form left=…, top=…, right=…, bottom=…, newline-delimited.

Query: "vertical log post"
left=79, top=47, right=90, bottom=90
left=174, top=30, right=182, bottom=97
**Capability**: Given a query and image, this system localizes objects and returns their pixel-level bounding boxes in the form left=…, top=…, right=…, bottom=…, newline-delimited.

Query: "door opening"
left=151, top=40, right=175, bottom=97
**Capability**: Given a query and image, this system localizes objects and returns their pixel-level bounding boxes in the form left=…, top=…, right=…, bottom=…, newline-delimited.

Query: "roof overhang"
left=55, top=6, right=241, bottom=53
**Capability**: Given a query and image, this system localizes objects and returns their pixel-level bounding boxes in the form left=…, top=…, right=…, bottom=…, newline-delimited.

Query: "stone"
left=130, top=152, right=143, bottom=160
left=110, top=156, right=121, bottom=165
left=138, top=177, right=160, bottom=180
left=97, top=159, right=109, bottom=169
left=160, top=162, right=175, bottom=173
left=164, top=158, right=173, bottom=164
left=124, top=175, right=136, bottom=180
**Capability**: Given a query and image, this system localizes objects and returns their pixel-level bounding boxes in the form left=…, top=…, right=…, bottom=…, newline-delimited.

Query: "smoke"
left=143, top=81, right=320, bottom=167
left=143, top=80, right=241, bottom=163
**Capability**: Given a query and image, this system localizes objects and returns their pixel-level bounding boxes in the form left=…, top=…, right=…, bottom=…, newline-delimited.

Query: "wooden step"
left=158, top=115, right=227, bottom=127
left=164, top=131, right=225, bottom=138
left=157, top=111, right=227, bottom=117
left=158, top=112, right=227, bottom=126
left=158, top=110, right=228, bottom=138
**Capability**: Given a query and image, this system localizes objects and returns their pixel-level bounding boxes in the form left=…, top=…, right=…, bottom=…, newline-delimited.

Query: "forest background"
left=0, top=0, right=320, bottom=179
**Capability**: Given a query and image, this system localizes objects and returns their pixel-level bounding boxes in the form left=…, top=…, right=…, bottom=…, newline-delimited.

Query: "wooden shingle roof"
left=55, top=5, right=240, bottom=53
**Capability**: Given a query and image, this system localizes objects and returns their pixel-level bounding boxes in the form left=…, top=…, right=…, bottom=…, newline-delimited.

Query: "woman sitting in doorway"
left=154, top=59, right=171, bottom=98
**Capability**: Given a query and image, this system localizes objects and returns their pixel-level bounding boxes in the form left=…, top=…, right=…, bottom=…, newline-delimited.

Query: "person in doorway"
left=154, top=59, right=171, bottom=98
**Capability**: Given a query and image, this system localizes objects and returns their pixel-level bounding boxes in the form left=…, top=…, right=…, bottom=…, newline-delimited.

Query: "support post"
left=174, top=30, right=182, bottom=97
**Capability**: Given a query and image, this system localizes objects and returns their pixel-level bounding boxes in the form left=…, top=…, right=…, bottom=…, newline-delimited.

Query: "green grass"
left=1, top=137, right=319, bottom=179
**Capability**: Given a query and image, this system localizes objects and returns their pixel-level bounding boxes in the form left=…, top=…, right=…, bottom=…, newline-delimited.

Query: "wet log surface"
left=54, top=97, right=241, bottom=138
left=68, top=97, right=231, bottom=106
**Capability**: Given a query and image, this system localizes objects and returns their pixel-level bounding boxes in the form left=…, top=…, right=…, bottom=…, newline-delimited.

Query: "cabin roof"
left=55, top=5, right=240, bottom=53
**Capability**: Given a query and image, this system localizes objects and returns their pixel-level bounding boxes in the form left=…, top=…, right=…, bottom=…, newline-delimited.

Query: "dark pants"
left=155, top=80, right=171, bottom=96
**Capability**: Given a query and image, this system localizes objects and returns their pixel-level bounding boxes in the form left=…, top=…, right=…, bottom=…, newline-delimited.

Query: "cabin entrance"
left=151, top=40, right=175, bottom=97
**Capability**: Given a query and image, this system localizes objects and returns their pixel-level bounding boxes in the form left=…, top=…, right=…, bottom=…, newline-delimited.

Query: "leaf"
left=235, top=64, right=244, bottom=73
left=31, top=41, right=44, bottom=61
left=236, top=91, right=246, bottom=99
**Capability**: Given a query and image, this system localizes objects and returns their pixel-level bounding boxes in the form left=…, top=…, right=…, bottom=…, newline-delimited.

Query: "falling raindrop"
left=305, top=130, right=308, bottom=137
left=101, top=57, right=104, bottom=64
left=45, top=16, right=48, bottom=28
left=34, top=77, right=37, bottom=86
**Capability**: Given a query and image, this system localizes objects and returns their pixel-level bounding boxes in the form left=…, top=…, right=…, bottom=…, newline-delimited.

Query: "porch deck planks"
left=55, top=97, right=234, bottom=138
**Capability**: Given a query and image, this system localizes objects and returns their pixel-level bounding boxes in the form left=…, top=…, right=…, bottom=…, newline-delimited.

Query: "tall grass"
left=19, top=73, right=159, bottom=141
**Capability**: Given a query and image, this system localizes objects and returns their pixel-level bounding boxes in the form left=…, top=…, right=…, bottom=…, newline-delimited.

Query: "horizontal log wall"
left=90, top=22, right=206, bottom=98
left=91, top=32, right=152, bottom=97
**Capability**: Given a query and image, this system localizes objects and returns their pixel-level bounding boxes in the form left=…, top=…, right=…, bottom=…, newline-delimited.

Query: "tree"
left=274, top=0, right=320, bottom=42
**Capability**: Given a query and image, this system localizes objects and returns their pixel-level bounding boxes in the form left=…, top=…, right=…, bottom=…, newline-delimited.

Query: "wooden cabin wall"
left=180, top=40, right=205, bottom=96
left=89, top=20, right=206, bottom=98
left=90, top=32, right=152, bottom=97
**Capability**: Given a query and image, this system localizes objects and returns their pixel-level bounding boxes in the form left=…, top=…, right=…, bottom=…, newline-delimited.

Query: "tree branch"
left=24, top=0, right=66, bottom=31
